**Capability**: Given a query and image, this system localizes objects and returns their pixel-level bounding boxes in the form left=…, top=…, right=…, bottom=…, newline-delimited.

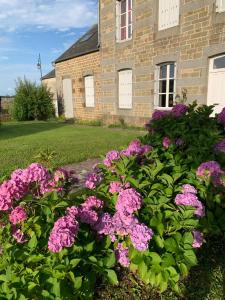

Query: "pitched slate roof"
left=42, top=69, right=55, bottom=80
left=55, top=24, right=99, bottom=64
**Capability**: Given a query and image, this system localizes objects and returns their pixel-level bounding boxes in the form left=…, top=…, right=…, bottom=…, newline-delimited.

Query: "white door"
left=62, top=78, right=74, bottom=119
left=207, top=54, right=225, bottom=115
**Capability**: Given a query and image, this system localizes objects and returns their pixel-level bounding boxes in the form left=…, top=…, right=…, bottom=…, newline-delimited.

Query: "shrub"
left=13, top=78, right=55, bottom=121
left=1, top=103, right=225, bottom=298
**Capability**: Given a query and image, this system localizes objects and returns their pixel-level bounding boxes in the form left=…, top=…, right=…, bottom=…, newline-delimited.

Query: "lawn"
left=0, top=121, right=143, bottom=177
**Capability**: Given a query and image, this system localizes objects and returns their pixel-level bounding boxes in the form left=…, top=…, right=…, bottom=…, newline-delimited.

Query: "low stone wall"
left=0, top=96, right=14, bottom=122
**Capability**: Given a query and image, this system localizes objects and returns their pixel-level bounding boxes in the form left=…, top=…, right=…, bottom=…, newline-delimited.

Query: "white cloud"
left=0, top=55, right=8, bottom=60
left=0, top=0, right=97, bottom=32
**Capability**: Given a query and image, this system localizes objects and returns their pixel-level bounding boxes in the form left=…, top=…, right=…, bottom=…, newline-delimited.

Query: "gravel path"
left=63, top=158, right=102, bottom=188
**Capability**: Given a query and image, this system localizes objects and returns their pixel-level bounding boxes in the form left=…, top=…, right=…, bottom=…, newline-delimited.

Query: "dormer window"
left=116, top=0, right=132, bottom=42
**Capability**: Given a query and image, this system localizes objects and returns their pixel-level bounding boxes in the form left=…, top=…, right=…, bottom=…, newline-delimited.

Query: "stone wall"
left=100, top=0, right=225, bottom=125
left=55, top=51, right=103, bottom=121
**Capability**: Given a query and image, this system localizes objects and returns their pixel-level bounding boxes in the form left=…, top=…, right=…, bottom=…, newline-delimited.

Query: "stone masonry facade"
left=54, top=0, right=225, bottom=126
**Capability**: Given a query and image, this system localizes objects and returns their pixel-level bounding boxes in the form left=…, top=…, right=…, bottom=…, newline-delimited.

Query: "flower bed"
left=0, top=103, right=225, bottom=298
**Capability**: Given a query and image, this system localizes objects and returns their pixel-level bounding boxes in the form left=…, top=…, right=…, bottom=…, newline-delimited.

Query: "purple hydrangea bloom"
left=163, top=137, right=172, bottom=149
left=171, top=103, right=188, bottom=117
left=196, top=161, right=221, bottom=178
left=103, top=150, right=120, bottom=167
left=116, top=188, right=142, bottom=216
left=130, top=223, right=154, bottom=251
left=182, top=184, right=197, bottom=195
left=48, top=216, right=79, bottom=253
left=214, top=139, right=225, bottom=153
left=217, top=107, right=225, bottom=125
left=115, top=243, right=130, bottom=267
left=175, top=138, right=184, bottom=146
left=175, top=192, right=205, bottom=218
left=21, top=163, right=50, bottom=184
left=9, top=206, right=27, bottom=225
left=109, top=182, right=122, bottom=194
left=66, top=206, right=79, bottom=218
left=94, top=213, right=115, bottom=240
left=79, top=196, right=103, bottom=226
left=152, top=110, right=169, bottom=120
left=85, top=172, right=102, bottom=190
left=192, top=230, right=203, bottom=248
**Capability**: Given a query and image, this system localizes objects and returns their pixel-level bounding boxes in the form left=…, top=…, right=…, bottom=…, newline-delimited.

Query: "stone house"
left=43, top=0, right=225, bottom=125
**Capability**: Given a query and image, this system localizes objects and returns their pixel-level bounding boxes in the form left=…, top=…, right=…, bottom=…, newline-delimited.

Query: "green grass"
left=0, top=121, right=143, bottom=177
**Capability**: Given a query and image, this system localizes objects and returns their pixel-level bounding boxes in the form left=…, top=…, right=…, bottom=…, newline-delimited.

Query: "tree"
left=13, top=78, right=55, bottom=121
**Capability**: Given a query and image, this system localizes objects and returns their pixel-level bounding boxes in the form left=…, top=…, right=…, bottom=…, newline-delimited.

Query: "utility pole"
left=37, top=53, right=43, bottom=83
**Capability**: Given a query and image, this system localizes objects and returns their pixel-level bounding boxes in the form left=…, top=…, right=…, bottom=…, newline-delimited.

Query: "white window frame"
left=216, top=0, right=225, bottom=12
left=116, top=0, right=133, bottom=42
left=154, top=63, right=177, bottom=109
left=84, top=75, right=95, bottom=108
left=118, top=69, right=133, bottom=109
left=209, top=54, right=225, bottom=72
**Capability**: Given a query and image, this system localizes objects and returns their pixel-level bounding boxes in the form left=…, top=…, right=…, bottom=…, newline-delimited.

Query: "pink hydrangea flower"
left=79, top=196, right=103, bottom=226
left=115, top=243, right=130, bottom=267
left=172, top=103, right=188, bottom=117
left=116, top=188, right=142, bottom=216
left=103, top=151, right=120, bottom=167
left=12, top=227, right=27, bottom=244
left=109, top=182, right=122, bottom=193
left=175, top=192, right=205, bottom=218
left=192, top=230, right=203, bottom=248
left=121, top=140, right=152, bottom=157
left=182, top=184, right=197, bottom=195
left=163, top=137, right=172, bottom=149
left=130, top=223, right=154, bottom=251
left=48, top=216, right=79, bottom=253
left=54, top=168, right=69, bottom=182
left=9, top=206, right=27, bottom=225
left=66, top=206, right=79, bottom=218
left=85, top=172, right=102, bottom=190
left=196, top=161, right=221, bottom=178
left=21, top=163, right=50, bottom=184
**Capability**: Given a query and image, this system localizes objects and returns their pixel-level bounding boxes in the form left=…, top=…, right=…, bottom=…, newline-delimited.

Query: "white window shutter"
left=85, top=76, right=95, bottom=107
left=154, top=66, right=159, bottom=108
left=119, top=70, right=133, bottom=109
left=159, top=0, right=180, bottom=30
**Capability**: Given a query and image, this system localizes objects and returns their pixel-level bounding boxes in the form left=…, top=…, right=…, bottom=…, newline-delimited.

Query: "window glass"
left=156, top=63, right=176, bottom=108
left=117, top=0, right=132, bottom=41
left=121, top=0, right=126, bottom=13
left=213, top=56, right=225, bottom=69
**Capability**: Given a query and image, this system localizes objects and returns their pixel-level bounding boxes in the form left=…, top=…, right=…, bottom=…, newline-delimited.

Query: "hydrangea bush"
left=1, top=103, right=225, bottom=298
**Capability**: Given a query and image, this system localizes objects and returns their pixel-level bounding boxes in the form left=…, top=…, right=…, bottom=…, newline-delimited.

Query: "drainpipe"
left=98, top=0, right=101, bottom=48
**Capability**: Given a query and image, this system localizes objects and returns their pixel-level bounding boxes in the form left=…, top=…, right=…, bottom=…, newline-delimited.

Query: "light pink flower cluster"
left=48, top=215, right=79, bottom=253
left=109, top=182, right=122, bottom=193
left=116, top=188, right=142, bottom=215
left=85, top=172, right=102, bottom=190
left=120, top=140, right=152, bottom=157
left=163, top=137, right=172, bottom=149
left=175, top=184, right=205, bottom=218
left=196, top=161, right=221, bottom=178
left=217, top=107, right=225, bottom=125
left=115, top=243, right=130, bottom=267
left=192, top=230, right=203, bottom=248
left=9, top=206, right=27, bottom=225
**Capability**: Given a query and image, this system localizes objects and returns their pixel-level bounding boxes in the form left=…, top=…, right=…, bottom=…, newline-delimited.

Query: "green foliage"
left=13, top=78, right=55, bottom=121
left=0, top=190, right=116, bottom=299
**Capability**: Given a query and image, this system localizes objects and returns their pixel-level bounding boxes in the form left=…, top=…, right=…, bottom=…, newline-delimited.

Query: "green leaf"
left=28, top=234, right=38, bottom=250
left=28, top=282, right=37, bottom=292
left=155, top=236, right=164, bottom=248
left=184, top=250, right=198, bottom=266
left=179, top=263, right=189, bottom=277
left=70, top=258, right=81, bottom=268
left=103, top=252, right=116, bottom=268
left=149, top=252, right=162, bottom=265
left=106, top=270, right=118, bottom=285
left=138, top=261, right=148, bottom=280
left=74, top=276, right=83, bottom=290
left=164, top=238, right=178, bottom=253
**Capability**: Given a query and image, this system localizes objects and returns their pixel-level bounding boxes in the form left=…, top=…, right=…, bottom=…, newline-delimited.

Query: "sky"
left=0, top=0, right=98, bottom=95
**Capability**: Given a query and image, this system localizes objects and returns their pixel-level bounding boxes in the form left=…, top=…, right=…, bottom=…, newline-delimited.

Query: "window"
left=118, top=69, right=132, bottom=109
left=155, top=63, right=176, bottom=108
left=158, top=0, right=180, bottom=31
left=216, top=0, right=225, bottom=12
left=116, top=0, right=132, bottom=41
left=84, top=76, right=95, bottom=107
left=213, top=55, right=225, bottom=69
